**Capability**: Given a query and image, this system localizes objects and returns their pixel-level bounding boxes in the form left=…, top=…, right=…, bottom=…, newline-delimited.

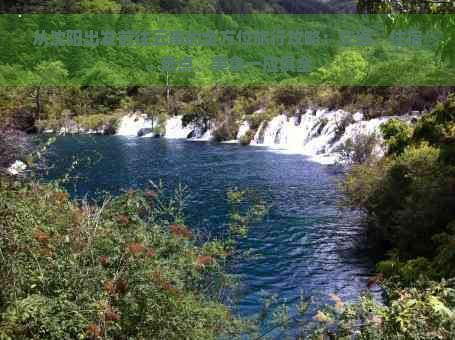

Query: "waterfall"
left=246, top=109, right=417, bottom=164
left=116, top=114, right=214, bottom=140
left=117, top=113, right=154, bottom=137
left=164, top=115, right=215, bottom=141
left=164, top=115, right=196, bottom=139
left=236, top=121, right=250, bottom=139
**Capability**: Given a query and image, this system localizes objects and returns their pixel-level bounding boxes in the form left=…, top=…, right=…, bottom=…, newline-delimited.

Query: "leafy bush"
left=380, top=119, right=414, bottom=156
left=343, top=143, right=449, bottom=257
left=239, top=130, right=255, bottom=146
left=342, top=93, right=455, bottom=282
left=323, top=280, right=455, bottom=340
left=0, top=179, right=247, bottom=339
left=75, top=114, right=119, bottom=132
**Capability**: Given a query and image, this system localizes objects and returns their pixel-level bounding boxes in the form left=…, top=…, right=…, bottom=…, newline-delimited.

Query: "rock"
left=101, top=124, right=116, bottom=135
left=137, top=128, right=152, bottom=137
left=59, top=120, right=81, bottom=135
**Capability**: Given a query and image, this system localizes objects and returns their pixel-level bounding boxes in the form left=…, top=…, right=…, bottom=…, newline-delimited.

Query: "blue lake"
left=44, top=136, right=380, bottom=336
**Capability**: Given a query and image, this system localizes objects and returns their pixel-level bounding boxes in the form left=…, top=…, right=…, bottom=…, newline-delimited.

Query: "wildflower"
left=169, top=224, right=192, bottom=239
left=34, top=230, right=49, bottom=243
left=86, top=323, right=101, bottom=337
left=100, top=256, right=109, bottom=267
left=128, top=242, right=145, bottom=255
left=196, top=255, right=214, bottom=268
left=104, top=280, right=115, bottom=294
left=147, top=248, right=156, bottom=257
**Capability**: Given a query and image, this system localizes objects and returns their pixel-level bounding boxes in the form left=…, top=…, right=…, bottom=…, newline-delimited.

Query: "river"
left=44, top=135, right=381, bottom=337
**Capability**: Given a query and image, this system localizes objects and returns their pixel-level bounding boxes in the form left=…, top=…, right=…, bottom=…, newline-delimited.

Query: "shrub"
left=75, top=114, right=119, bottom=132
left=343, top=143, right=449, bottom=257
left=380, top=119, right=413, bottom=156
left=0, top=179, right=246, bottom=339
left=326, top=280, right=455, bottom=340
left=239, top=130, right=255, bottom=146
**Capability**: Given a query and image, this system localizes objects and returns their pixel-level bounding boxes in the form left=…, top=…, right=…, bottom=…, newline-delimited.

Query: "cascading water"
left=164, top=115, right=215, bottom=141
left=248, top=109, right=417, bottom=164
left=116, top=114, right=214, bottom=140
left=116, top=113, right=155, bottom=137
left=236, top=121, right=250, bottom=139
left=164, top=115, right=197, bottom=139
left=116, top=109, right=417, bottom=163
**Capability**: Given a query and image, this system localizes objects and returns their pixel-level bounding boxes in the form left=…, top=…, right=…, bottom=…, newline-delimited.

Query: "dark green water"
left=45, top=136, right=380, bottom=336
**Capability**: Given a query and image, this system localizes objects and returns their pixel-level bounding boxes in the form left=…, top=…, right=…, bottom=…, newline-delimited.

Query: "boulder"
left=101, top=123, right=116, bottom=135
left=137, top=128, right=152, bottom=137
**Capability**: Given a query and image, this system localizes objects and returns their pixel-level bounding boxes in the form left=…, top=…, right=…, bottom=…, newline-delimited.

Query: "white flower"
left=7, top=160, right=27, bottom=176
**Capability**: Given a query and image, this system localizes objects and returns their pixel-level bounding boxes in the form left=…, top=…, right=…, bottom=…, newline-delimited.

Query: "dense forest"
left=0, top=0, right=356, bottom=14
left=1, top=86, right=454, bottom=140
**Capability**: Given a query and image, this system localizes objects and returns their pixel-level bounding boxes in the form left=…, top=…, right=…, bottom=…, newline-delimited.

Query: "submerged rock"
left=137, top=128, right=152, bottom=137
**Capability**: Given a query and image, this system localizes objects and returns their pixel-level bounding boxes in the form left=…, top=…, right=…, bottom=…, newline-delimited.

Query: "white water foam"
left=116, top=113, right=154, bottom=136
left=246, top=109, right=417, bottom=164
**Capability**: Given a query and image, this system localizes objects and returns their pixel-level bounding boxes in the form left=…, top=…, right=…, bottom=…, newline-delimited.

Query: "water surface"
left=45, top=136, right=379, bottom=336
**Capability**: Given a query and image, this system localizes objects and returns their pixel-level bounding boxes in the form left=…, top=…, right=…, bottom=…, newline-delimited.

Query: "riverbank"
left=36, top=108, right=420, bottom=166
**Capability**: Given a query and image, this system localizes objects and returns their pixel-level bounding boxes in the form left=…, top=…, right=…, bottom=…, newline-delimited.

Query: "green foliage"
left=226, top=188, right=269, bottom=237
left=0, top=13, right=453, bottom=87
left=0, top=179, right=248, bottom=339
left=332, top=280, right=455, bottom=340
left=318, top=51, right=368, bottom=86
left=342, top=94, right=455, bottom=260
left=343, top=142, right=448, bottom=257
left=239, top=130, right=255, bottom=145
left=75, top=113, right=119, bottom=131
left=380, top=119, right=413, bottom=155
